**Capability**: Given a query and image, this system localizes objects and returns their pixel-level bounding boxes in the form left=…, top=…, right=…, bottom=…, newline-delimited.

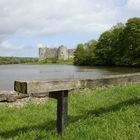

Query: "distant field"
left=0, top=57, right=73, bottom=65
left=38, top=58, right=73, bottom=65
left=0, top=83, right=140, bottom=140
left=0, top=57, right=38, bottom=64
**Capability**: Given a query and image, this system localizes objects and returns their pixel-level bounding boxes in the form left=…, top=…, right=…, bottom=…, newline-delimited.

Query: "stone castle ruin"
left=39, top=45, right=75, bottom=60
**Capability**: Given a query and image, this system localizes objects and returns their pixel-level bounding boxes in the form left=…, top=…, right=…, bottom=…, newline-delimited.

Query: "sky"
left=0, top=0, right=140, bottom=57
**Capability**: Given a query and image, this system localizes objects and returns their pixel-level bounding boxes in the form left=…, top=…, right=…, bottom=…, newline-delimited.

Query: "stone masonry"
left=39, top=45, right=75, bottom=60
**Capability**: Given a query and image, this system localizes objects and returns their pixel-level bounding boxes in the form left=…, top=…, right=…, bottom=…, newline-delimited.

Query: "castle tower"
left=39, top=47, right=47, bottom=60
left=39, top=47, right=58, bottom=60
left=57, top=45, right=68, bottom=60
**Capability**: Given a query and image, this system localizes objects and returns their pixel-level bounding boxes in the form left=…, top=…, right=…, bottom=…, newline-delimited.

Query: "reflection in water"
left=0, top=64, right=140, bottom=90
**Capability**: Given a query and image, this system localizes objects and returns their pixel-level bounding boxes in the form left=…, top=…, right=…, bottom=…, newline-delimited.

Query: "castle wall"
left=39, top=48, right=47, bottom=60
left=45, top=48, right=58, bottom=59
left=57, top=46, right=68, bottom=60
left=39, top=48, right=58, bottom=60
left=68, top=49, right=75, bottom=59
left=39, top=46, right=75, bottom=60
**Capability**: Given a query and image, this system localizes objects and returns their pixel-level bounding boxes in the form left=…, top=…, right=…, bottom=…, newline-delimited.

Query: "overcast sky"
left=0, top=0, right=139, bottom=57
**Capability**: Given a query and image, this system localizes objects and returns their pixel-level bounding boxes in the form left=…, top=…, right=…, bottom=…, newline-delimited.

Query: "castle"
left=39, top=45, right=75, bottom=60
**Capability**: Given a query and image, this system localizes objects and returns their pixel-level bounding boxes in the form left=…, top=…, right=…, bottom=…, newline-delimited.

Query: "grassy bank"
left=0, top=84, right=140, bottom=140
left=38, top=59, right=73, bottom=65
left=0, top=57, right=73, bottom=65
left=0, top=57, right=38, bottom=64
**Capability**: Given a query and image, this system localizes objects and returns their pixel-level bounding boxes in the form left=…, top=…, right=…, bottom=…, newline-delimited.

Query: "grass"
left=37, top=58, right=74, bottom=65
left=0, top=57, right=38, bottom=64
left=0, top=57, right=73, bottom=65
left=0, top=83, right=140, bottom=140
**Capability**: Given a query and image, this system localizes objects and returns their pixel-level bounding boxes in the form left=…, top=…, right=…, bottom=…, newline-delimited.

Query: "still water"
left=0, top=64, right=140, bottom=90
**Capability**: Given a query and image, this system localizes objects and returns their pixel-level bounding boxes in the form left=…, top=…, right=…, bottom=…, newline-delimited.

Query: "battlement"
left=39, top=45, right=75, bottom=60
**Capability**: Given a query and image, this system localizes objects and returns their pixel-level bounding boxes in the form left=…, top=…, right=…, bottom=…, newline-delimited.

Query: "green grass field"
left=0, top=57, right=73, bottom=65
left=37, top=59, right=73, bottom=65
left=0, top=84, right=140, bottom=140
left=0, top=57, right=38, bottom=64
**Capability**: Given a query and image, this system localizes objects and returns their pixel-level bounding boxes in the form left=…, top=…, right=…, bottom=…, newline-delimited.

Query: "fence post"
left=49, top=90, right=68, bottom=134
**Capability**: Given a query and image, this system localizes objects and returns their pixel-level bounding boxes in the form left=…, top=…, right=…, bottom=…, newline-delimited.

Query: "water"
left=0, top=64, right=140, bottom=90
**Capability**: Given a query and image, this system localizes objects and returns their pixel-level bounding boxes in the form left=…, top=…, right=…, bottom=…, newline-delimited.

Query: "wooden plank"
left=14, top=80, right=76, bottom=95
left=14, top=81, right=27, bottom=94
left=14, top=73, right=140, bottom=95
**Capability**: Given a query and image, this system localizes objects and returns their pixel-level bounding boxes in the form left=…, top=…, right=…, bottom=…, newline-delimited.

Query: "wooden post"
left=49, top=90, right=68, bottom=134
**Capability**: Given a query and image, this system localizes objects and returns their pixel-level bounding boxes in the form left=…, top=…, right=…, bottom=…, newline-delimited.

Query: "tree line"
left=74, top=17, right=140, bottom=66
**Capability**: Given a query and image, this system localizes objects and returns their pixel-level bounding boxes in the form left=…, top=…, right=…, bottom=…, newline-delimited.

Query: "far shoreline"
left=1, top=57, right=140, bottom=67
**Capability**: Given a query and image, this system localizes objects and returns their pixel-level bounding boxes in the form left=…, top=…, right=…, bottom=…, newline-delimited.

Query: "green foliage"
left=117, top=17, right=140, bottom=65
left=74, top=40, right=98, bottom=65
left=0, top=57, right=38, bottom=64
left=74, top=44, right=86, bottom=65
left=38, top=58, right=73, bottom=65
left=74, top=17, right=140, bottom=66
left=0, top=83, right=140, bottom=139
left=0, top=57, right=73, bottom=65
left=94, top=23, right=125, bottom=65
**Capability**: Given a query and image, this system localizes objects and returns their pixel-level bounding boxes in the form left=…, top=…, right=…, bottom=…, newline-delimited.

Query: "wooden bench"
left=14, top=80, right=77, bottom=134
left=14, top=73, right=140, bottom=134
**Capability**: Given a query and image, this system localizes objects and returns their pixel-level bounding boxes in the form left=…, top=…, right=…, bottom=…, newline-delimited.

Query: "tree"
left=118, top=17, right=140, bottom=65
left=74, top=44, right=86, bottom=65
left=74, top=40, right=98, bottom=65
left=74, top=17, right=140, bottom=66
left=94, top=22, right=125, bottom=65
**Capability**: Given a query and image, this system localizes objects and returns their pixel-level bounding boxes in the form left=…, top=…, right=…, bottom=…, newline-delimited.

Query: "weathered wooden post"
left=49, top=90, right=68, bottom=134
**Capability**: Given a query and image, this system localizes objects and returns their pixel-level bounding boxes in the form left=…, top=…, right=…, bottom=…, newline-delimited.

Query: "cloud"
left=0, top=41, right=24, bottom=50
left=0, top=0, right=139, bottom=56
left=126, top=0, right=140, bottom=11
left=0, top=41, right=38, bottom=57
left=0, top=41, right=23, bottom=56
left=0, top=0, right=121, bottom=38
left=37, top=43, right=45, bottom=48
